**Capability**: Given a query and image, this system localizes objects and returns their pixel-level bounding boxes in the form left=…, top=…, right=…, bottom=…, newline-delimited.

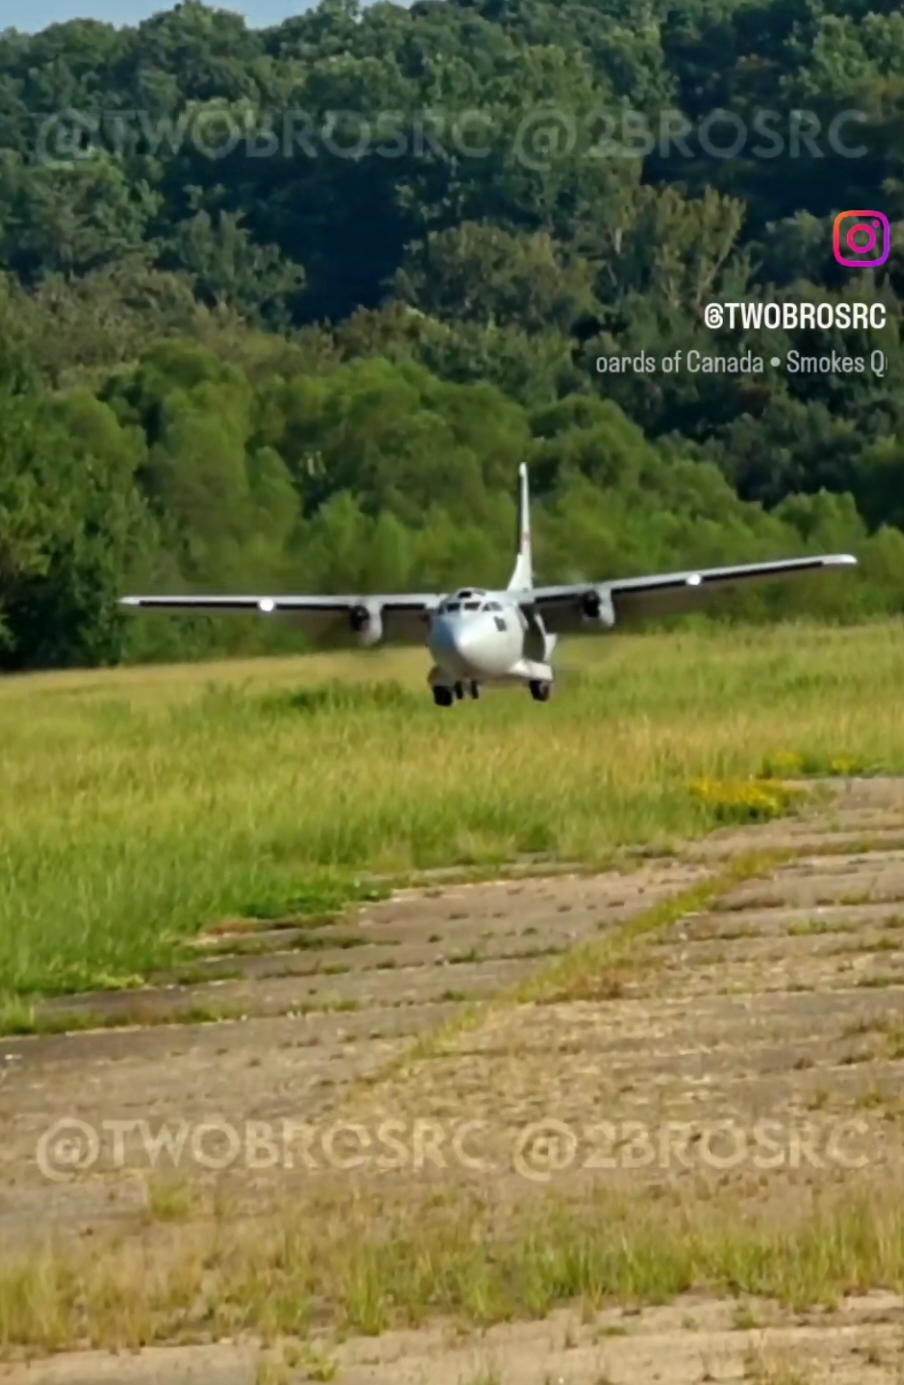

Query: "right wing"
left=119, top=592, right=440, bottom=646
left=518, top=554, right=858, bottom=633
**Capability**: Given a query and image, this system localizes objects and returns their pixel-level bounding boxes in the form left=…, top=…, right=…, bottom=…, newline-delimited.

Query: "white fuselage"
left=426, top=589, right=552, bottom=688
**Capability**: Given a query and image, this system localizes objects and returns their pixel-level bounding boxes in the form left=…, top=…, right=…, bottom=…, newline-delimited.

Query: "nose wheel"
left=529, top=680, right=552, bottom=702
left=432, top=681, right=480, bottom=707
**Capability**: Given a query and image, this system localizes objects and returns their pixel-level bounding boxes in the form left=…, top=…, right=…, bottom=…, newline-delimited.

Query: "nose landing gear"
left=431, top=679, right=480, bottom=707
left=529, top=679, right=552, bottom=702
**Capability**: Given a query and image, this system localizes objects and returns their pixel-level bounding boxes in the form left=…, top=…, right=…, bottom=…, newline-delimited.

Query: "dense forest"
left=1, top=0, right=903, bottom=668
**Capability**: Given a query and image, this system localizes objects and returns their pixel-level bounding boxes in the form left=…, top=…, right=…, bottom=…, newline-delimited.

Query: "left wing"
left=119, top=593, right=440, bottom=646
left=517, top=554, right=858, bottom=633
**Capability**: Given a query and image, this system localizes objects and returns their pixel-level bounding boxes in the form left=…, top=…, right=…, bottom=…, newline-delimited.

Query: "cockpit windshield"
left=438, top=588, right=489, bottom=615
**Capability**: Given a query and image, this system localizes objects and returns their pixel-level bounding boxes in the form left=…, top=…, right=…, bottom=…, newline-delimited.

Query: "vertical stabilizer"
left=507, top=463, right=533, bottom=591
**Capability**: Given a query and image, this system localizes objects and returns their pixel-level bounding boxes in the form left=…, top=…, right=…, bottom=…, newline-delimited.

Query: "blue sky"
left=10, top=0, right=404, bottom=32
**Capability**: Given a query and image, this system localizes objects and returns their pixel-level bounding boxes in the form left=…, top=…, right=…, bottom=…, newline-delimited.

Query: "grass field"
left=3, top=619, right=904, bottom=1379
left=1, top=619, right=902, bottom=998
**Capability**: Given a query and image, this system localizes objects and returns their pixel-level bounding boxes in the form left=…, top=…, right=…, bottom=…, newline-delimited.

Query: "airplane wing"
left=520, top=554, right=858, bottom=633
left=119, top=593, right=440, bottom=645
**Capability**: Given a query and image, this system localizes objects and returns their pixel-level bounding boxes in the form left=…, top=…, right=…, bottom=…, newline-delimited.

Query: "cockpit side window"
left=464, top=600, right=480, bottom=610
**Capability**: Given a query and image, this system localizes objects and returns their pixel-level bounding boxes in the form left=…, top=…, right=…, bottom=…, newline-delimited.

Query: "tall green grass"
left=1, top=621, right=901, bottom=996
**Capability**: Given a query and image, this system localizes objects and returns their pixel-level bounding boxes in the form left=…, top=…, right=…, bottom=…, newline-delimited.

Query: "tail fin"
left=507, top=463, right=533, bottom=591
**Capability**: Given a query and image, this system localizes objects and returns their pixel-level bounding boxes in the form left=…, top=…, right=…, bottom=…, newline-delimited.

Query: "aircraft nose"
left=451, top=622, right=482, bottom=661
left=430, top=616, right=484, bottom=673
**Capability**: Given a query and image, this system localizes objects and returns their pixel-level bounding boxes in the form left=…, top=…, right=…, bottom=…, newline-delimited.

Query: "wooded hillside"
left=1, top=0, right=902, bottom=667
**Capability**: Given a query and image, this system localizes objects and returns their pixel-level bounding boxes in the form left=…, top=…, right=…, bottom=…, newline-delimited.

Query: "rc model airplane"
left=122, top=466, right=858, bottom=706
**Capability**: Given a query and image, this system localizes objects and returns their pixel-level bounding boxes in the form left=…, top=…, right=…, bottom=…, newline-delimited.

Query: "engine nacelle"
left=349, top=599, right=383, bottom=647
left=580, top=586, right=616, bottom=628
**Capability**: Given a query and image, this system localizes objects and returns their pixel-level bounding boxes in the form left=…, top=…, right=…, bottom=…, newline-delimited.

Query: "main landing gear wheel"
left=454, top=681, right=465, bottom=700
left=470, top=681, right=479, bottom=699
left=433, top=686, right=454, bottom=707
left=529, top=680, right=552, bottom=702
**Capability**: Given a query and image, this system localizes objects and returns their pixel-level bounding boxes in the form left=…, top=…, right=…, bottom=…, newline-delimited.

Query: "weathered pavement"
left=4, top=778, right=904, bottom=1383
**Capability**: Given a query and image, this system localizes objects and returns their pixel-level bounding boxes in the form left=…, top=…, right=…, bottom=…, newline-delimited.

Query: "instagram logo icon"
left=833, top=210, right=891, bottom=268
